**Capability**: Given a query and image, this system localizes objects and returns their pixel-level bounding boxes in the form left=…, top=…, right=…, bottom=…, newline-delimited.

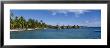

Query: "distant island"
left=10, top=13, right=81, bottom=31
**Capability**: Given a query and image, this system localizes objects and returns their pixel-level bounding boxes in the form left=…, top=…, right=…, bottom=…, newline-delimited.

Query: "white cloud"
left=50, top=10, right=90, bottom=17
left=68, top=10, right=90, bottom=18
left=51, top=10, right=67, bottom=16
left=84, top=20, right=101, bottom=27
left=68, top=10, right=90, bottom=14
left=57, top=10, right=67, bottom=14
left=85, top=20, right=89, bottom=23
left=52, top=12, right=57, bottom=16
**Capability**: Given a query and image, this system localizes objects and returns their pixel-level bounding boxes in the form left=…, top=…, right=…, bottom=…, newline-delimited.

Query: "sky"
left=10, top=9, right=101, bottom=27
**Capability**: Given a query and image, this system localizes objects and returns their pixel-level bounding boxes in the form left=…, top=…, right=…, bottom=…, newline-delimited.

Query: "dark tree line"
left=10, top=13, right=80, bottom=30
left=10, top=13, right=48, bottom=29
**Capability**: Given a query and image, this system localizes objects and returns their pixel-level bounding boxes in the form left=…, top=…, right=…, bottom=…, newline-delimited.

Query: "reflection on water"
left=10, top=27, right=101, bottom=39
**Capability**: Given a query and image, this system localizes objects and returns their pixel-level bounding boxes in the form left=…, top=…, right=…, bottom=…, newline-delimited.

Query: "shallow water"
left=10, top=27, right=101, bottom=39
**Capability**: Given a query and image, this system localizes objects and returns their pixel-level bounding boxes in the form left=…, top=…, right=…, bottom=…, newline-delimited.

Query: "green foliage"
left=10, top=13, right=80, bottom=30
left=10, top=13, right=48, bottom=29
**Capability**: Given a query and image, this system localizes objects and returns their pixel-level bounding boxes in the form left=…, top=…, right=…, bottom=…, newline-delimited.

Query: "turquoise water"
left=10, top=27, right=101, bottom=39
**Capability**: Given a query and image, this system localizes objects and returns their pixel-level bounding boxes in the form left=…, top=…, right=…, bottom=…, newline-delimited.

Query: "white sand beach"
left=10, top=28, right=47, bottom=32
left=10, top=29, right=35, bottom=31
left=10, top=29, right=22, bottom=31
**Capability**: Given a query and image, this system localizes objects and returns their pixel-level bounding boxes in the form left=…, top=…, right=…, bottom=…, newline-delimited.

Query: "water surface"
left=10, top=27, right=101, bottom=39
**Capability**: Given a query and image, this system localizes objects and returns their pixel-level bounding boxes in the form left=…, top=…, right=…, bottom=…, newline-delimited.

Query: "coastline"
left=10, top=29, right=34, bottom=32
left=10, top=28, right=47, bottom=32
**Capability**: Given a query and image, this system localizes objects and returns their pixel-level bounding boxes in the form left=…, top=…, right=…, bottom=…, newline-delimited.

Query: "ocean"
left=10, top=27, right=101, bottom=39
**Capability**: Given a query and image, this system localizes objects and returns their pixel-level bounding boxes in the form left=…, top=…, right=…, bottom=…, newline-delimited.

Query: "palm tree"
left=27, top=19, right=36, bottom=28
left=14, top=16, right=19, bottom=28
left=67, top=25, right=70, bottom=29
left=18, top=16, right=26, bottom=29
left=39, top=20, right=44, bottom=28
left=28, top=19, right=33, bottom=28
left=40, top=20, right=43, bottom=24
left=56, top=25, right=60, bottom=29
left=76, top=25, right=80, bottom=28
left=10, top=12, right=14, bottom=29
left=72, top=25, right=75, bottom=28
left=35, top=20, right=38, bottom=28
left=61, top=25, right=64, bottom=29
left=42, top=22, right=47, bottom=28
left=10, top=12, right=14, bottom=20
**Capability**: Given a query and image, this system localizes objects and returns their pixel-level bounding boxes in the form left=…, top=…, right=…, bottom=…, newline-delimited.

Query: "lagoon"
left=10, top=27, right=101, bottom=39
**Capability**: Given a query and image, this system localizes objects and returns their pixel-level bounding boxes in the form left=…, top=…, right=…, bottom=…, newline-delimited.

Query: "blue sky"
left=10, top=9, right=101, bottom=27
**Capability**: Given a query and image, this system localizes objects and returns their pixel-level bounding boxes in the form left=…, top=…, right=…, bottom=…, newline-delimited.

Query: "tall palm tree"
left=27, top=19, right=33, bottom=28
left=40, top=20, right=43, bottom=28
left=40, top=20, right=43, bottom=24
left=10, top=12, right=14, bottom=29
left=35, top=20, right=38, bottom=28
left=18, top=16, right=26, bottom=29
left=27, top=19, right=36, bottom=28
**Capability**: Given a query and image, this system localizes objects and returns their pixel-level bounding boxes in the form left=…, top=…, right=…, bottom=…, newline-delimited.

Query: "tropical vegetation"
left=10, top=13, right=80, bottom=30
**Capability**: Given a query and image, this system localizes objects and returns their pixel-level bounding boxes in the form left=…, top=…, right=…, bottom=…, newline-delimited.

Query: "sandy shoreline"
left=10, top=28, right=47, bottom=31
left=10, top=29, right=35, bottom=31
